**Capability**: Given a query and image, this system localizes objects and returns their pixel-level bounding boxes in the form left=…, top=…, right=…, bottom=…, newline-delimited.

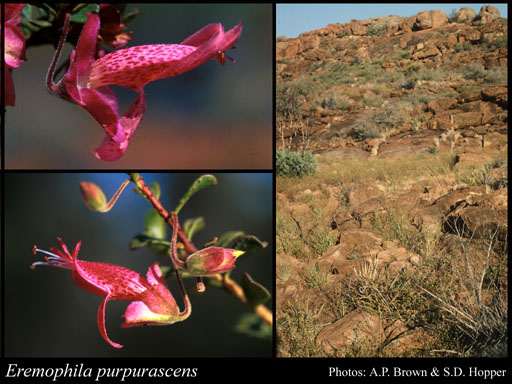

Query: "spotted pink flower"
left=31, top=238, right=191, bottom=348
left=4, top=3, right=27, bottom=106
left=50, top=12, right=242, bottom=161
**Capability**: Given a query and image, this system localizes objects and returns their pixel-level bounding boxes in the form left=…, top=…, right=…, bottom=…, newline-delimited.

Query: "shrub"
left=462, top=64, right=486, bottom=80
left=277, top=150, right=317, bottom=177
left=276, top=35, right=287, bottom=42
left=455, top=43, right=473, bottom=53
left=398, top=76, right=417, bottom=90
left=406, top=63, right=421, bottom=76
left=276, top=85, right=300, bottom=119
left=366, top=24, right=388, bottom=36
left=390, top=49, right=412, bottom=61
left=350, top=103, right=409, bottom=141
left=447, top=8, right=458, bottom=23
left=351, top=123, right=382, bottom=141
left=319, top=92, right=350, bottom=111
left=362, top=95, right=384, bottom=108
left=484, top=67, right=507, bottom=84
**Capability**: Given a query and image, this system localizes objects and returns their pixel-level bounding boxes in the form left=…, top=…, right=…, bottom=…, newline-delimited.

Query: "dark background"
left=5, top=173, right=273, bottom=357
left=5, top=4, right=272, bottom=169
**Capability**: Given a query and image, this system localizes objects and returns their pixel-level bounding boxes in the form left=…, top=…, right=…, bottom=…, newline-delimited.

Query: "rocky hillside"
left=276, top=6, right=507, bottom=358
left=276, top=5, right=507, bottom=162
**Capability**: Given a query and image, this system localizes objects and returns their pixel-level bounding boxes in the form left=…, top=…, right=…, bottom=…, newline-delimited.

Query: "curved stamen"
left=31, top=247, right=74, bottom=270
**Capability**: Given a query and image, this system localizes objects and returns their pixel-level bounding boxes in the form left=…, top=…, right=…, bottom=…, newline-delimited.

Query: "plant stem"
left=130, top=173, right=273, bottom=327
left=129, top=173, right=198, bottom=254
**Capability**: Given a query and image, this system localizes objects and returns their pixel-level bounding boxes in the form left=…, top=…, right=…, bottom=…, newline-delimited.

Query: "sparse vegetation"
left=462, top=64, right=486, bottom=80
left=277, top=150, right=507, bottom=357
left=455, top=42, right=473, bottom=53
left=276, top=12, right=507, bottom=358
left=366, top=24, right=388, bottom=36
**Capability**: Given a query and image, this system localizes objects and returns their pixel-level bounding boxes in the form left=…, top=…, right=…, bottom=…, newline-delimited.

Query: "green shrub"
left=319, top=92, right=350, bottom=111
left=276, top=35, right=287, bottom=42
left=350, top=103, right=410, bottom=141
left=390, top=49, right=412, bottom=61
left=277, top=150, right=317, bottom=177
left=484, top=67, right=507, bottom=84
left=366, top=24, right=388, bottom=36
left=351, top=123, right=382, bottom=141
left=398, top=76, right=417, bottom=90
left=462, top=64, right=486, bottom=80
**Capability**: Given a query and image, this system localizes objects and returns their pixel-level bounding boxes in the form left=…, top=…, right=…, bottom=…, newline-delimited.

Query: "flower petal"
left=85, top=44, right=197, bottom=89
left=5, top=4, right=26, bottom=68
left=121, top=301, right=178, bottom=328
left=93, top=88, right=146, bottom=161
left=83, top=22, right=242, bottom=90
left=97, top=292, right=123, bottom=348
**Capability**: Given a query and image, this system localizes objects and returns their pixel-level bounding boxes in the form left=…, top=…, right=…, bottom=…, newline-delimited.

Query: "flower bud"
left=185, top=247, right=244, bottom=276
left=79, top=181, right=107, bottom=211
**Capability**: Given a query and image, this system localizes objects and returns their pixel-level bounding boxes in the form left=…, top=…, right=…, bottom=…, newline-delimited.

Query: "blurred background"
left=5, top=173, right=273, bottom=357
left=5, top=4, right=272, bottom=169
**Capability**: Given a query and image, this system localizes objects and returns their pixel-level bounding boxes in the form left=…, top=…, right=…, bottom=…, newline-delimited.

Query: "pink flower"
left=185, top=247, right=245, bottom=276
left=4, top=3, right=26, bottom=106
left=51, top=12, right=242, bottom=161
left=31, top=238, right=190, bottom=348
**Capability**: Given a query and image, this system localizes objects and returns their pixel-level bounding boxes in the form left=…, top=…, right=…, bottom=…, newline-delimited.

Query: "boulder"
left=348, top=184, right=384, bottom=206
left=413, top=10, right=448, bottom=30
left=352, top=23, right=367, bottom=36
left=318, top=229, right=383, bottom=273
left=412, top=45, right=441, bottom=60
left=455, top=7, right=477, bottom=22
left=481, top=86, right=507, bottom=108
left=478, top=5, right=500, bottom=23
left=427, top=98, right=458, bottom=115
left=316, top=309, right=384, bottom=354
left=301, top=35, right=321, bottom=51
left=458, top=28, right=481, bottom=43
left=444, top=206, right=507, bottom=240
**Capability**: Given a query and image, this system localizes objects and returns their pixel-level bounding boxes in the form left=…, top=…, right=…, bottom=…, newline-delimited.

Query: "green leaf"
left=129, top=234, right=151, bottom=250
left=175, top=175, right=217, bottom=214
left=129, top=234, right=170, bottom=255
left=216, top=230, right=246, bottom=248
left=159, top=265, right=173, bottom=277
left=29, top=19, right=53, bottom=28
left=234, top=313, right=272, bottom=340
left=121, top=9, right=139, bottom=24
left=183, top=217, right=205, bottom=240
left=70, top=4, right=100, bottom=23
left=21, top=4, right=34, bottom=20
left=144, top=209, right=166, bottom=240
left=216, top=232, right=268, bottom=267
left=241, top=273, right=271, bottom=306
left=232, top=235, right=268, bottom=258
left=149, top=182, right=161, bottom=201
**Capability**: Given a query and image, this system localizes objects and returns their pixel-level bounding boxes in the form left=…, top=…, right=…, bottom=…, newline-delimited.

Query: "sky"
left=277, top=3, right=508, bottom=38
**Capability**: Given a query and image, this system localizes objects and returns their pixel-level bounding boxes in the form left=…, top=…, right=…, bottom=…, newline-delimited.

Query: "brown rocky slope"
left=276, top=6, right=507, bottom=357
